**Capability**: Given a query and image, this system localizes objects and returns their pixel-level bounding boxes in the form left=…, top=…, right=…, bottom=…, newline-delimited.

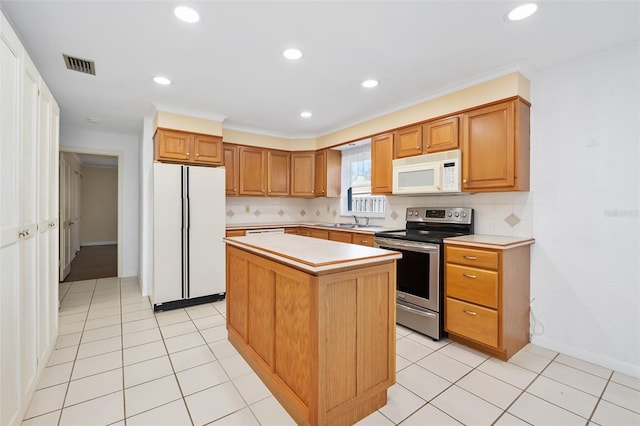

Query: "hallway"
left=63, top=245, right=118, bottom=282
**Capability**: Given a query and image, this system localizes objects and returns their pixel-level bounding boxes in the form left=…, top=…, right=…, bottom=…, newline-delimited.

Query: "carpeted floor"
left=62, top=244, right=117, bottom=282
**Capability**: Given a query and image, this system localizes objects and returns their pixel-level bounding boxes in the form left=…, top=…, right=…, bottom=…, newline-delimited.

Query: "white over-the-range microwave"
left=392, top=149, right=462, bottom=195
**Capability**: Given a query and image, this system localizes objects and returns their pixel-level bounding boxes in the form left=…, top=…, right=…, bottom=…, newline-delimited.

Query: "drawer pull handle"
left=463, top=310, right=477, bottom=316
left=463, top=255, right=477, bottom=260
left=463, top=273, right=477, bottom=279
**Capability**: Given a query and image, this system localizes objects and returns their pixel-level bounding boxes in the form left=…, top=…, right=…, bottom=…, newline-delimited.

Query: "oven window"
left=379, top=246, right=432, bottom=299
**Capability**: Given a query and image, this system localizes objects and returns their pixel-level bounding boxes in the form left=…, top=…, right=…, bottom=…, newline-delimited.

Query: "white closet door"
left=19, top=53, right=39, bottom=403
left=37, top=82, right=52, bottom=363
left=48, top=99, right=59, bottom=341
left=188, top=166, right=225, bottom=298
left=153, top=163, right=183, bottom=306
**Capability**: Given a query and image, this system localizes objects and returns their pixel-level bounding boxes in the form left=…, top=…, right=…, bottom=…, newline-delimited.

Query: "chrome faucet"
left=353, top=216, right=370, bottom=227
left=353, top=215, right=359, bottom=226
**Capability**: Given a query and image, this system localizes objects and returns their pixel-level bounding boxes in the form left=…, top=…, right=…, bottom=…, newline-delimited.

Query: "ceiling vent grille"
left=63, top=54, right=96, bottom=75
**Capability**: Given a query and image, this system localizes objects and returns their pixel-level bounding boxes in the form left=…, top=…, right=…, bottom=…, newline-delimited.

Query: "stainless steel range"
left=375, top=207, right=473, bottom=340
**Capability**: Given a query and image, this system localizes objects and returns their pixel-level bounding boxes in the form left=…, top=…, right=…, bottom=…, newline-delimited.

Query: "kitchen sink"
left=323, top=223, right=358, bottom=228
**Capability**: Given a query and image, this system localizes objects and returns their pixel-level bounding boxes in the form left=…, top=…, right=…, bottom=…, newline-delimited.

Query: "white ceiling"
left=1, top=1, right=638, bottom=139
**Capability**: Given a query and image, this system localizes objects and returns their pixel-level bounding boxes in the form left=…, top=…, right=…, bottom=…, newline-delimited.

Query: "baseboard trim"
left=81, top=241, right=117, bottom=246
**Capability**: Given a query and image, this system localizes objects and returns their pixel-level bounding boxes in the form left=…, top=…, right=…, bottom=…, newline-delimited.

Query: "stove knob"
left=448, top=212, right=453, bottom=217
left=454, top=212, right=460, bottom=217
left=461, top=212, right=467, bottom=218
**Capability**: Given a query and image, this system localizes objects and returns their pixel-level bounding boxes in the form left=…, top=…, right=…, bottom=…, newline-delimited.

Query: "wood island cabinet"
left=225, top=239, right=396, bottom=425
left=223, top=144, right=239, bottom=196
left=290, top=151, right=316, bottom=197
left=444, top=237, right=534, bottom=361
left=154, top=128, right=223, bottom=165
left=394, top=125, right=422, bottom=159
left=461, top=98, right=530, bottom=192
left=423, top=115, right=459, bottom=153
left=315, top=149, right=342, bottom=198
left=371, top=133, right=394, bottom=194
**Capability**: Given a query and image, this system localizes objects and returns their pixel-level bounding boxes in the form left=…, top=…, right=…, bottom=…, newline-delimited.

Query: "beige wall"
left=81, top=166, right=118, bottom=244
left=154, top=71, right=529, bottom=151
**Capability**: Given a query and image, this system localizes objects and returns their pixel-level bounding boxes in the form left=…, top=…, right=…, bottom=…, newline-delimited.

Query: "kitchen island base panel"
left=226, top=244, right=396, bottom=425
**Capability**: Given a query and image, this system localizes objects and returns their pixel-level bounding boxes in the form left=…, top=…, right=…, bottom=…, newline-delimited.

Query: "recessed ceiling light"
left=174, top=6, right=200, bottom=23
left=361, top=79, right=379, bottom=88
left=153, top=76, right=172, bottom=85
left=300, top=111, right=312, bottom=118
left=506, top=3, right=538, bottom=21
left=86, top=117, right=101, bottom=124
left=283, top=48, right=303, bottom=60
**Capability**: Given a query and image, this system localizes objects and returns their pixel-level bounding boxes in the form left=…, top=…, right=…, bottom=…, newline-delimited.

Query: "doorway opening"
left=59, top=151, right=121, bottom=282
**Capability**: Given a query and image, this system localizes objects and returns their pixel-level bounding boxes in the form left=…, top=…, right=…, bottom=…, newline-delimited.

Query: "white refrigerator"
left=152, top=162, right=226, bottom=311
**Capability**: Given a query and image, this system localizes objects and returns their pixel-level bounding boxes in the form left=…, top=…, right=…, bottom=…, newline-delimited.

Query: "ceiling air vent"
left=63, top=54, right=96, bottom=75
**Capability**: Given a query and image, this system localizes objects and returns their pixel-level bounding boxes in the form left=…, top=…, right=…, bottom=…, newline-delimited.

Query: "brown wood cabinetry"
left=444, top=240, right=533, bottom=360
left=371, top=133, right=394, bottom=194
left=394, top=125, right=423, bottom=159
left=154, top=128, right=222, bottom=165
left=223, top=144, right=239, bottom=196
left=267, top=150, right=290, bottom=196
left=351, top=233, right=375, bottom=247
left=315, top=149, right=341, bottom=197
left=423, top=115, right=459, bottom=153
left=238, top=146, right=267, bottom=196
left=462, top=98, right=530, bottom=192
left=328, top=230, right=352, bottom=243
left=226, top=245, right=395, bottom=425
left=226, top=230, right=245, bottom=237
left=290, top=151, right=316, bottom=197
left=238, top=147, right=290, bottom=196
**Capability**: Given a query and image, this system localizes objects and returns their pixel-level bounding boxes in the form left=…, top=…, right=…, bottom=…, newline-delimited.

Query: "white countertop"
left=224, top=234, right=401, bottom=274
left=225, top=222, right=400, bottom=234
left=444, top=234, right=535, bottom=249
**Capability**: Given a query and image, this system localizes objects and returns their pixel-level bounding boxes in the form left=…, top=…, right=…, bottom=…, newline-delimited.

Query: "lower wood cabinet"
left=226, top=245, right=395, bottom=425
left=444, top=240, right=533, bottom=360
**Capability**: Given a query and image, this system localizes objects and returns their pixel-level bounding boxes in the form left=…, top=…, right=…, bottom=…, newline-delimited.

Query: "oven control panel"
left=406, top=207, right=473, bottom=224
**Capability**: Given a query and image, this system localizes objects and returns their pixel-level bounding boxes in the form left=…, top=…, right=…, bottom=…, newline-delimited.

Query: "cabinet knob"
left=463, top=179, right=467, bottom=183
left=195, top=153, right=199, bottom=157
left=186, top=152, right=190, bottom=156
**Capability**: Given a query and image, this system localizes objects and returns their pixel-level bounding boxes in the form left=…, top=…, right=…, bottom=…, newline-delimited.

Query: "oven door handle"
left=397, top=303, right=437, bottom=318
left=375, top=238, right=439, bottom=253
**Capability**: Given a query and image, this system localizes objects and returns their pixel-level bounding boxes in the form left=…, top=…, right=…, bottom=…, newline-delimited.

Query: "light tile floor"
left=23, top=277, right=640, bottom=425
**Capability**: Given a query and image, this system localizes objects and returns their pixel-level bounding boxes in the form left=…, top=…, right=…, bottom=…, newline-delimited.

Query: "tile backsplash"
left=225, top=192, right=533, bottom=237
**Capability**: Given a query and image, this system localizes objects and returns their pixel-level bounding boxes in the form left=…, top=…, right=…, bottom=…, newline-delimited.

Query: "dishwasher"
left=244, top=228, right=285, bottom=236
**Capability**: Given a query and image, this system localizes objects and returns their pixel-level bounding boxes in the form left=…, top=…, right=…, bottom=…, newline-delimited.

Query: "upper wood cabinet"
left=315, top=149, right=341, bottom=197
left=423, top=115, right=459, bottom=153
left=394, top=124, right=423, bottom=158
left=462, top=98, right=530, bottom=192
left=238, top=146, right=267, bottom=196
left=267, top=150, right=290, bottom=196
left=223, top=144, right=239, bottom=196
left=238, top=146, right=290, bottom=196
left=290, top=151, right=316, bottom=197
left=371, top=133, right=394, bottom=194
left=154, top=128, right=222, bottom=165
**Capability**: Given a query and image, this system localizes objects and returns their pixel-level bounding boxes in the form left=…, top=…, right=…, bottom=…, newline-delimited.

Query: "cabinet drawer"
left=226, top=230, right=245, bottom=237
left=446, top=298, right=498, bottom=348
left=446, top=264, right=498, bottom=308
left=329, top=231, right=352, bottom=243
left=352, top=234, right=374, bottom=247
left=446, top=246, right=498, bottom=269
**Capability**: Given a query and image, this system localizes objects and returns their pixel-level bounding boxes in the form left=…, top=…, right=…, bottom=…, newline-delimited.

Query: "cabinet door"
left=156, top=129, right=191, bottom=161
left=314, top=150, right=326, bottom=197
left=193, top=134, right=222, bottom=165
left=223, top=144, right=239, bottom=196
left=329, top=231, right=352, bottom=243
left=316, top=149, right=341, bottom=198
left=267, top=150, right=290, bottom=196
left=423, top=115, right=459, bottom=153
left=291, top=152, right=315, bottom=197
left=394, top=125, right=422, bottom=158
left=309, top=229, right=329, bottom=240
left=239, top=146, right=266, bottom=196
left=371, top=133, right=394, bottom=194
left=462, top=101, right=515, bottom=190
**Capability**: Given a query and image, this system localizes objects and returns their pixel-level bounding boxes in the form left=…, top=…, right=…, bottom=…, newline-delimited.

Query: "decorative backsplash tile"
left=504, top=213, right=521, bottom=227
left=254, top=209, right=261, bottom=217
left=315, top=209, right=321, bottom=217
left=278, top=209, right=285, bottom=217
left=226, top=210, right=235, bottom=218
left=390, top=210, right=399, bottom=221
left=299, top=209, right=306, bottom=217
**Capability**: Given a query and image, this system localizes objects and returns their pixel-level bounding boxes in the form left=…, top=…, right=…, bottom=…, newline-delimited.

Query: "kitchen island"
left=224, top=234, right=401, bottom=425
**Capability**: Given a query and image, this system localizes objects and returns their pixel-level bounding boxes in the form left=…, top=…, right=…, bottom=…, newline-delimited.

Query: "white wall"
left=60, top=126, right=140, bottom=277
left=529, top=42, right=639, bottom=376
left=81, top=166, right=118, bottom=245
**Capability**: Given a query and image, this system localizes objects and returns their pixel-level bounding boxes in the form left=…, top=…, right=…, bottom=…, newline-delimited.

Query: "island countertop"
left=224, top=233, right=401, bottom=275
